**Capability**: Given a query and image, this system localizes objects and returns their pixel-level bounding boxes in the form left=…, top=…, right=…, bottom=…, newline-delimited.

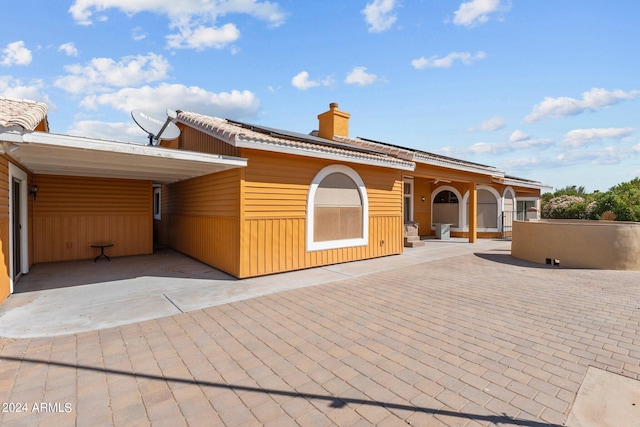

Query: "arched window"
left=432, top=189, right=460, bottom=228
left=307, top=165, right=368, bottom=251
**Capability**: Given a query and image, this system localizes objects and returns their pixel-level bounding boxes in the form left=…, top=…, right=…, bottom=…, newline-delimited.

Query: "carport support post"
left=468, top=182, right=477, bottom=243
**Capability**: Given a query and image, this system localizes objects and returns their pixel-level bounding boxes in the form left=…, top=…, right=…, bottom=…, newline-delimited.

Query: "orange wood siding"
left=32, top=175, right=152, bottom=263
left=162, top=169, right=241, bottom=276
left=240, top=216, right=402, bottom=277
left=239, top=149, right=404, bottom=277
left=179, top=125, right=241, bottom=157
left=0, top=157, right=9, bottom=303
left=412, top=177, right=433, bottom=236
left=167, top=215, right=239, bottom=276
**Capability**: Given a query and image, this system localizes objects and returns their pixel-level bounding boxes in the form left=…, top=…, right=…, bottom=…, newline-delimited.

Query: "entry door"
left=12, top=178, right=21, bottom=280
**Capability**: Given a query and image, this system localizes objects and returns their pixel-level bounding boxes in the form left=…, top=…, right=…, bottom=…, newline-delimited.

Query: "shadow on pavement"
left=474, top=252, right=561, bottom=269
left=0, top=355, right=562, bottom=427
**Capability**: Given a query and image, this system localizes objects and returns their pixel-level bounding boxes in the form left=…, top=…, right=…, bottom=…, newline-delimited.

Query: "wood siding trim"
left=32, top=175, right=152, bottom=263
left=161, top=169, right=242, bottom=276
left=166, top=215, right=240, bottom=276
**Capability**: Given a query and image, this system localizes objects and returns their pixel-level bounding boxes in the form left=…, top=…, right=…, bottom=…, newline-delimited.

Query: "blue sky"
left=1, top=0, right=639, bottom=192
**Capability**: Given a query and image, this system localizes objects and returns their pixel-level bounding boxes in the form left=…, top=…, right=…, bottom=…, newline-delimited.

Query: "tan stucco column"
left=468, top=182, right=477, bottom=243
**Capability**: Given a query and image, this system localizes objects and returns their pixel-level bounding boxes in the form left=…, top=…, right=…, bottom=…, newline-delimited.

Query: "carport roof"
left=0, top=129, right=247, bottom=184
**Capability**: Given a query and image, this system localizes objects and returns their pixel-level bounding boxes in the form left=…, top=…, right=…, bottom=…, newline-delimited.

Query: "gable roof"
left=177, top=111, right=415, bottom=171
left=0, top=97, right=48, bottom=131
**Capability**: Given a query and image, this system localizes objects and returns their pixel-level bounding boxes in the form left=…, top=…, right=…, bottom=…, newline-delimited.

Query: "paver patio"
left=1, top=241, right=639, bottom=426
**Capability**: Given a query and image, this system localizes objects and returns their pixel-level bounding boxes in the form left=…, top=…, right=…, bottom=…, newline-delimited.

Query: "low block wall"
left=511, top=220, right=640, bottom=270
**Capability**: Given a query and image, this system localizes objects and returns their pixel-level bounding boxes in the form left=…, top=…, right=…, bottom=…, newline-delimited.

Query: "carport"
left=1, top=128, right=247, bottom=297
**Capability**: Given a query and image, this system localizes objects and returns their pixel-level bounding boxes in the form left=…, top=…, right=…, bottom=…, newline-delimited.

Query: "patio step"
left=404, top=236, right=425, bottom=248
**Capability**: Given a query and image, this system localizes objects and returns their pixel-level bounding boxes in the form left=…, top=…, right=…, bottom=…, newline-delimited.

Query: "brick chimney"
left=317, top=102, right=350, bottom=140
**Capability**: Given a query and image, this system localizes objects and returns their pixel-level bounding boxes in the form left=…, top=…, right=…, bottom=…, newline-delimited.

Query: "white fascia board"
left=0, top=129, right=25, bottom=144
left=20, top=131, right=247, bottom=167
left=501, top=177, right=552, bottom=190
left=235, top=138, right=415, bottom=171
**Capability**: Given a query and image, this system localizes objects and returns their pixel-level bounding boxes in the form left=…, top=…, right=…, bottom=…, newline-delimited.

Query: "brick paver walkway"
left=1, top=247, right=639, bottom=426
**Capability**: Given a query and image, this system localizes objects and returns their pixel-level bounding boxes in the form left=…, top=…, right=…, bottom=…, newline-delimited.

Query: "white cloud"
left=69, top=0, right=286, bottom=26
left=344, top=67, right=379, bottom=86
left=132, top=27, right=147, bottom=41
left=80, top=83, right=260, bottom=120
left=0, top=76, right=53, bottom=107
left=291, top=71, right=332, bottom=91
left=468, top=116, right=505, bottom=132
left=502, top=143, right=640, bottom=173
left=525, top=88, right=640, bottom=123
left=58, top=42, right=79, bottom=57
left=291, top=71, right=318, bottom=90
left=453, top=0, right=509, bottom=27
left=441, top=137, right=553, bottom=157
left=0, top=41, right=33, bottom=66
left=562, top=127, right=635, bottom=148
left=54, top=53, right=170, bottom=94
left=67, top=120, right=147, bottom=143
left=467, top=142, right=506, bottom=155
left=412, top=51, right=486, bottom=69
left=362, top=0, right=397, bottom=33
left=509, top=129, right=530, bottom=142
left=166, top=22, right=241, bottom=50
left=500, top=156, right=550, bottom=171
left=69, top=0, right=286, bottom=50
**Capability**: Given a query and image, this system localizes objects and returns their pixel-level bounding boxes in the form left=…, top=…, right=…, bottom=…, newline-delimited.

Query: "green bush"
left=541, top=178, right=640, bottom=222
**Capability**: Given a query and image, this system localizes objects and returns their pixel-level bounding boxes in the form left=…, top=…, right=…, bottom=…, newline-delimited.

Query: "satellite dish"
left=131, top=109, right=180, bottom=146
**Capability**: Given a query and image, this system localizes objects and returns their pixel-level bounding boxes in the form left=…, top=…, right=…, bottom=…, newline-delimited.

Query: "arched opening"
left=464, top=187, right=500, bottom=230
left=432, top=189, right=460, bottom=228
left=503, top=188, right=515, bottom=233
left=477, top=189, right=498, bottom=229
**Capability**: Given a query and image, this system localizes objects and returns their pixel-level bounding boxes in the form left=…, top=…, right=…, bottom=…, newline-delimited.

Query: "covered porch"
left=402, top=158, right=546, bottom=244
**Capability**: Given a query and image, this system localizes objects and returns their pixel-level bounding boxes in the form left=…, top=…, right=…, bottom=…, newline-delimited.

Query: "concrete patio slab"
left=566, top=367, right=640, bottom=427
left=0, top=250, right=276, bottom=338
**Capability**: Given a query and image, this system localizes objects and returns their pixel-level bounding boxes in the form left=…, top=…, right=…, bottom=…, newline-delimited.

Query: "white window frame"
left=153, top=186, right=161, bottom=220
left=517, top=197, right=540, bottom=220
left=306, top=165, right=369, bottom=252
left=404, top=177, right=414, bottom=222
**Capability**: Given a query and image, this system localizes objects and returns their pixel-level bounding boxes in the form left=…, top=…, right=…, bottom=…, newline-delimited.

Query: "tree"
left=540, top=177, right=640, bottom=222
left=592, top=178, right=640, bottom=221
left=541, top=195, right=595, bottom=219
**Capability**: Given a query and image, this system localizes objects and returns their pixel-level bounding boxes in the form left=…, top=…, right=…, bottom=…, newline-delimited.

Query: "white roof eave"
left=2, top=130, right=247, bottom=184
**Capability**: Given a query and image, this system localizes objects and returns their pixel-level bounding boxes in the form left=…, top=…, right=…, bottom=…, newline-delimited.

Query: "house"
left=0, top=97, right=549, bottom=305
